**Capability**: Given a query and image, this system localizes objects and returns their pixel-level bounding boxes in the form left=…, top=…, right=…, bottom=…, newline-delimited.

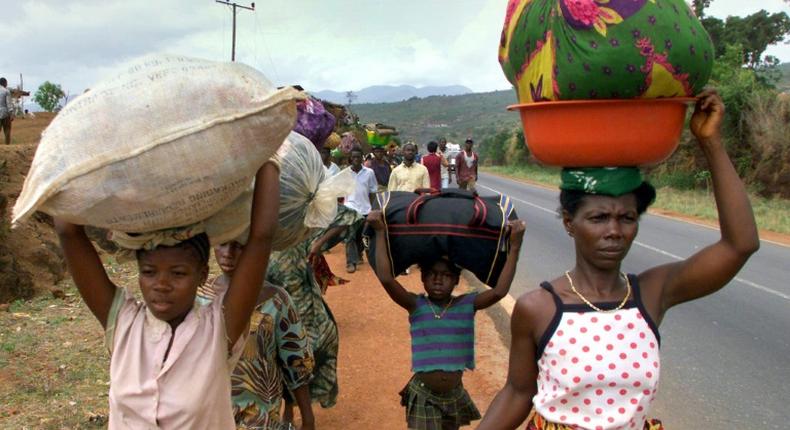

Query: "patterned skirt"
left=399, top=376, right=481, bottom=430
left=267, top=243, right=339, bottom=409
left=525, top=409, right=664, bottom=430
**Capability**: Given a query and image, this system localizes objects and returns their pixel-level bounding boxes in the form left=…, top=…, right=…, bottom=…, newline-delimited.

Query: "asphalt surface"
left=474, top=172, right=790, bottom=429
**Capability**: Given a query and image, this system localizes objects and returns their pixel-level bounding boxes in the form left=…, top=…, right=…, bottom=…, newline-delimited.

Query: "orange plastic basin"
left=508, top=98, right=696, bottom=167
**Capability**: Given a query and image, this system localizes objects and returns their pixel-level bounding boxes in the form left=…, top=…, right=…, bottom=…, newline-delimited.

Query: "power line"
left=215, top=1, right=255, bottom=62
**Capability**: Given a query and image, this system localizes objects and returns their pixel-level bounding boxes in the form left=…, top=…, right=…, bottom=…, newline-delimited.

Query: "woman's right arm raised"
left=640, top=90, right=760, bottom=315
left=54, top=219, right=117, bottom=328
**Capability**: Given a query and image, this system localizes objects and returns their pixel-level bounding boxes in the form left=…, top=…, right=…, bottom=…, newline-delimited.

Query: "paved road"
left=475, top=172, right=790, bottom=429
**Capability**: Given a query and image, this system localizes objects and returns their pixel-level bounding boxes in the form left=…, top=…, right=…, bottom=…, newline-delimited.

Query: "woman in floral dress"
left=199, top=241, right=315, bottom=430
left=266, top=203, right=363, bottom=409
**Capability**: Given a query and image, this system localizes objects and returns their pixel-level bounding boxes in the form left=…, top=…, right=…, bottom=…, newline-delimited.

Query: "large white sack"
left=205, top=131, right=355, bottom=250
left=12, top=54, right=301, bottom=232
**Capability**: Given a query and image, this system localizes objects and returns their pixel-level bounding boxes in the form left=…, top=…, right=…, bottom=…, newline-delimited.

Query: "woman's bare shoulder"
left=514, top=287, right=559, bottom=326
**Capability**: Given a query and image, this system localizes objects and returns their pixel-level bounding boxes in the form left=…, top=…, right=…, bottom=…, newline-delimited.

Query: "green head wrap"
left=560, top=167, right=644, bottom=196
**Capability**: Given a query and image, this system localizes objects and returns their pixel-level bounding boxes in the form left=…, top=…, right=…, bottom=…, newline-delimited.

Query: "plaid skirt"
left=399, top=375, right=481, bottom=430
left=525, top=409, right=664, bottom=430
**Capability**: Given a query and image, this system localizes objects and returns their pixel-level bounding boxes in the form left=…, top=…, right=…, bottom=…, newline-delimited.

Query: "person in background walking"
left=455, top=138, right=478, bottom=192
left=266, top=241, right=340, bottom=414
left=343, top=147, right=378, bottom=273
left=320, top=146, right=340, bottom=177
left=366, top=145, right=392, bottom=192
left=437, top=138, right=451, bottom=188
left=387, top=144, right=402, bottom=168
left=421, top=141, right=443, bottom=190
left=0, top=78, right=14, bottom=145
left=388, top=142, right=430, bottom=192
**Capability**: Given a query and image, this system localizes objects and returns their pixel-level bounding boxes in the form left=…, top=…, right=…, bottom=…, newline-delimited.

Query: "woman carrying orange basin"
left=477, top=89, right=759, bottom=430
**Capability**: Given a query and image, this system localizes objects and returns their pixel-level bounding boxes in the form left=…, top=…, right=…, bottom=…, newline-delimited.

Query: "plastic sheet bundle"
left=202, top=132, right=355, bottom=250
left=498, top=0, right=714, bottom=103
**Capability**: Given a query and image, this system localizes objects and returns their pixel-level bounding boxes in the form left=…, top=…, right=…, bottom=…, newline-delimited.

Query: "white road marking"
left=477, top=183, right=790, bottom=302
left=648, top=211, right=790, bottom=249
left=478, top=184, right=557, bottom=216
left=483, top=172, right=790, bottom=249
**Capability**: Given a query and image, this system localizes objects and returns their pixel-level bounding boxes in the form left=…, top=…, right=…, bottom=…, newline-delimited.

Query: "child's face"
left=138, top=247, right=208, bottom=322
left=214, top=241, right=244, bottom=275
left=421, top=260, right=459, bottom=301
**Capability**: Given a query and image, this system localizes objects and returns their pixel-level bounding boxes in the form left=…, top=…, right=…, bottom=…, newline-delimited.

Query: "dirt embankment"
left=0, top=113, right=66, bottom=303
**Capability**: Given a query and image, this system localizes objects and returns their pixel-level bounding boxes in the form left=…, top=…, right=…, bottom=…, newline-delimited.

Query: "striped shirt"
left=409, top=293, right=478, bottom=372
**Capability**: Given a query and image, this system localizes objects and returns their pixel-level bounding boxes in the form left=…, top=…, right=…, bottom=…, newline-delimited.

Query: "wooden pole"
left=215, top=1, right=255, bottom=62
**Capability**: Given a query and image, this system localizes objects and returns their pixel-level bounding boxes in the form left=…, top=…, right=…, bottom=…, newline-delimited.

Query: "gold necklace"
left=565, top=271, right=631, bottom=313
left=426, top=296, right=455, bottom=319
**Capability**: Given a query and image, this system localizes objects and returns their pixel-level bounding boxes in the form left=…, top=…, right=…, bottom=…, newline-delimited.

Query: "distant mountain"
left=352, top=89, right=520, bottom=146
left=312, top=84, right=473, bottom=105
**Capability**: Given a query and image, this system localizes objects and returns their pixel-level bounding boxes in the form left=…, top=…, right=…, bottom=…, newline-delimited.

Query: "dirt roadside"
left=0, top=113, right=67, bottom=303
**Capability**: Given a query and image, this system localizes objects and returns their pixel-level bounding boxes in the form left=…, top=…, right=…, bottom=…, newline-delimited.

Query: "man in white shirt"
left=343, top=147, right=378, bottom=273
left=0, top=78, right=13, bottom=145
left=437, top=138, right=451, bottom=188
left=320, top=146, right=340, bottom=177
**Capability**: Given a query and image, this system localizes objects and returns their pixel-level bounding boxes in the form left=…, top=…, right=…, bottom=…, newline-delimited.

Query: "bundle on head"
left=498, top=0, right=713, bottom=103
left=366, top=189, right=519, bottom=287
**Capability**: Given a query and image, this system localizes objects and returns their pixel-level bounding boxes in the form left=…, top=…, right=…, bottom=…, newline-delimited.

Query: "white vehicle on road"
left=444, top=142, right=462, bottom=176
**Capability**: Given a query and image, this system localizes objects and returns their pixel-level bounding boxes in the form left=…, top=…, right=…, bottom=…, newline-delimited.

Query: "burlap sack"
left=12, top=54, right=301, bottom=232
left=204, top=132, right=355, bottom=250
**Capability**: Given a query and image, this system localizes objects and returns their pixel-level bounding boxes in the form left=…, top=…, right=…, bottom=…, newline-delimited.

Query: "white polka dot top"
left=533, top=275, right=661, bottom=430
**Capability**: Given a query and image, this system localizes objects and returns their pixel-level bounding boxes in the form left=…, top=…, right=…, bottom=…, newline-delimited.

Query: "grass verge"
left=0, top=258, right=139, bottom=428
left=483, top=165, right=790, bottom=235
left=0, top=254, right=220, bottom=428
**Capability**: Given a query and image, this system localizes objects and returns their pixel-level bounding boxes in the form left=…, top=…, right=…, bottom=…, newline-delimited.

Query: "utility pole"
left=345, top=91, right=357, bottom=106
left=19, top=73, right=24, bottom=115
left=215, top=0, right=255, bottom=62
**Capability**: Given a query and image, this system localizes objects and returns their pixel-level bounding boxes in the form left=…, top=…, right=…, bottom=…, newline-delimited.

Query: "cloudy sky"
left=2, top=0, right=788, bottom=103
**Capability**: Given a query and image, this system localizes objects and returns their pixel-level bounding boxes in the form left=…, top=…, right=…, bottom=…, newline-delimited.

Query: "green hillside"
left=350, top=90, right=521, bottom=146
left=777, top=62, right=790, bottom=92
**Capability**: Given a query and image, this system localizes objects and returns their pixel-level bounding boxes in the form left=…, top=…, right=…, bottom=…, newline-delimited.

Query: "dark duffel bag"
left=365, top=189, right=517, bottom=286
